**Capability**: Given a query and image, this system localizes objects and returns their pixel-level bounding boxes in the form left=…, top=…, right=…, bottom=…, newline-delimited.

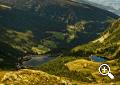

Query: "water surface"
left=89, top=55, right=108, bottom=62
left=23, top=55, right=55, bottom=67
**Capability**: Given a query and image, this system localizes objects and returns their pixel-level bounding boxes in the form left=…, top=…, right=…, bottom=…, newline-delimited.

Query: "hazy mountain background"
left=88, top=0, right=120, bottom=16
left=88, top=0, right=120, bottom=10
left=73, top=0, right=120, bottom=16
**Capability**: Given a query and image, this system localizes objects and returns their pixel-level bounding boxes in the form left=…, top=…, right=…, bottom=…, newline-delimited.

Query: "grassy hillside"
left=36, top=18, right=120, bottom=84
left=36, top=56, right=120, bottom=84
left=1, top=57, right=120, bottom=85
left=0, top=69, right=74, bottom=85
left=72, top=18, right=120, bottom=59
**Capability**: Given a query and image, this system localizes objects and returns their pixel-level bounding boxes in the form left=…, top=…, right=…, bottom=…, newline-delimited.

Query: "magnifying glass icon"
left=99, top=64, right=115, bottom=79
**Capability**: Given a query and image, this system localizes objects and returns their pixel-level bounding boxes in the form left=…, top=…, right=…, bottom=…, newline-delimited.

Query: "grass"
left=34, top=56, right=120, bottom=84
left=72, top=18, right=120, bottom=59
left=65, top=58, right=120, bottom=83
left=0, top=61, right=120, bottom=85
left=36, top=56, right=96, bottom=83
left=34, top=18, right=120, bottom=84
left=0, top=71, right=5, bottom=82
left=0, top=69, right=73, bottom=85
left=65, top=59, right=100, bottom=72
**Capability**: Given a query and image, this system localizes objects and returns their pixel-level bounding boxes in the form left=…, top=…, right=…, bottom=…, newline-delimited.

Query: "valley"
left=0, top=0, right=120, bottom=85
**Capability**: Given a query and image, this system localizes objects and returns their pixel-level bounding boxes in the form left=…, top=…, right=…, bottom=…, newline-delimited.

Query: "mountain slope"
left=0, top=0, right=118, bottom=48
left=72, top=18, right=120, bottom=59
left=73, top=0, right=120, bottom=16
left=87, top=0, right=120, bottom=16
left=0, top=0, right=119, bottom=68
left=37, top=18, right=120, bottom=84
left=88, top=0, right=120, bottom=10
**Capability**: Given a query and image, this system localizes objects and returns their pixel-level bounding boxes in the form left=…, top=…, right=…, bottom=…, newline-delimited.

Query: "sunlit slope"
left=1, top=66, right=120, bottom=85
left=0, top=69, right=73, bottom=85
left=65, top=58, right=120, bottom=84
left=36, top=56, right=120, bottom=84
left=72, top=18, right=120, bottom=59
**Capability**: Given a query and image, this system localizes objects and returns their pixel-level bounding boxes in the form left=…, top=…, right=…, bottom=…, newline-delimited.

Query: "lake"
left=22, top=55, right=108, bottom=67
left=89, top=55, right=108, bottom=62
left=23, top=55, right=55, bottom=67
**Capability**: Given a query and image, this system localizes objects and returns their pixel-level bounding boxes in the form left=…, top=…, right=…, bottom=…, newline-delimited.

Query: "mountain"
left=72, top=18, right=120, bottom=59
left=88, top=0, right=120, bottom=16
left=0, top=0, right=119, bottom=68
left=36, top=18, right=120, bottom=84
left=74, top=0, right=120, bottom=16
left=88, top=0, right=120, bottom=10
left=0, top=1, right=120, bottom=84
left=0, top=0, right=118, bottom=46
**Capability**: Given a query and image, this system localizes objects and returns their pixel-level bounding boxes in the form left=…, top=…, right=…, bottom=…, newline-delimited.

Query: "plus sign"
left=102, top=66, right=108, bottom=74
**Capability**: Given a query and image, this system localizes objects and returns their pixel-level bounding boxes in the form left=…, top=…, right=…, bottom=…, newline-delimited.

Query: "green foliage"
left=41, top=39, right=57, bottom=49
left=0, top=28, right=34, bottom=52
left=47, top=31, right=65, bottom=41
left=66, top=21, right=86, bottom=43
left=36, top=57, right=95, bottom=82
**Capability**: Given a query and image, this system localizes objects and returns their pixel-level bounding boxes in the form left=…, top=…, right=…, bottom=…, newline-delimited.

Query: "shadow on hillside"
left=0, top=41, right=24, bottom=69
